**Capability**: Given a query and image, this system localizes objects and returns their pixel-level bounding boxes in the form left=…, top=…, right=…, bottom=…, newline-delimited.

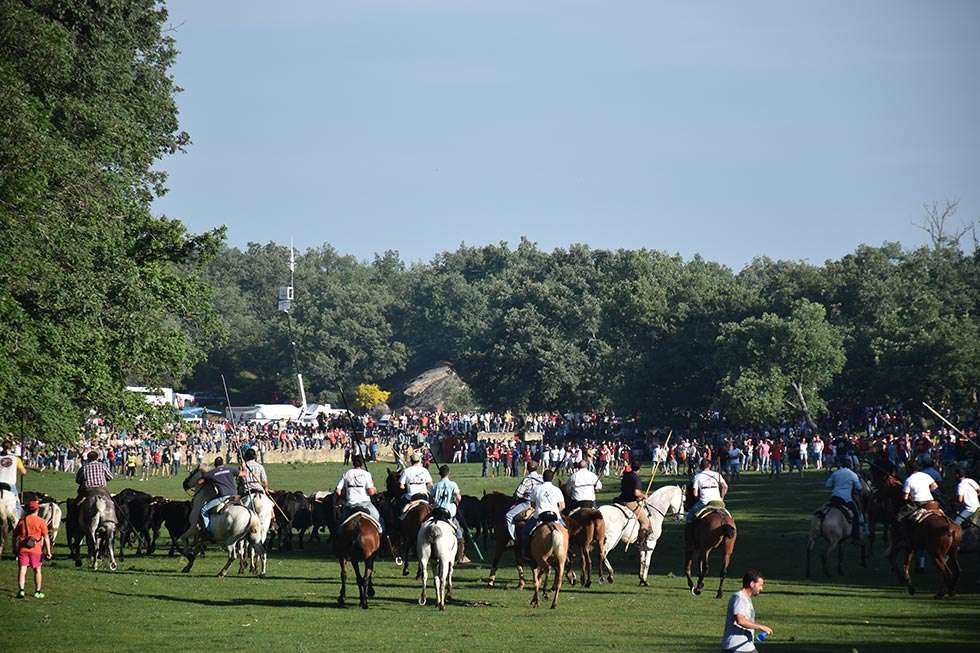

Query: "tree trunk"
left=791, top=381, right=818, bottom=433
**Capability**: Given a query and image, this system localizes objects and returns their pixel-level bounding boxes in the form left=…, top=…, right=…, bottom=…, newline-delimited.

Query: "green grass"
left=6, top=463, right=978, bottom=653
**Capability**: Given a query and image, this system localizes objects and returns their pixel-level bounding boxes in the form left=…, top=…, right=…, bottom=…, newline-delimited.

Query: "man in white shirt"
left=520, top=469, right=565, bottom=557
left=687, top=459, right=728, bottom=540
left=0, top=441, right=28, bottom=520
left=505, top=462, right=544, bottom=540
left=399, top=452, right=433, bottom=502
left=335, top=455, right=381, bottom=532
left=720, top=569, right=772, bottom=653
left=567, top=459, right=602, bottom=511
left=953, top=467, right=980, bottom=526
left=825, top=459, right=863, bottom=540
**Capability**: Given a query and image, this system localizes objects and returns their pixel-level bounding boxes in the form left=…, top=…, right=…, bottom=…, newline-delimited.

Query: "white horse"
left=38, top=500, right=63, bottom=551
left=598, top=485, right=685, bottom=585
left=178, top=467, right=268, bottom=577
left=0, top=488, right=17, bottom=559
left=78, top=493, right=119, bottom=571
left=417, top=518, right=457, bottom=610
left=237, top=492, right=273, bottom=576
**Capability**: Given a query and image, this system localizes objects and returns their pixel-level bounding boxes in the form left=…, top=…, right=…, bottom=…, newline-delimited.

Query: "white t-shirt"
left=0, top=455, right=19, bottom=486
left=399, top=464, right=433, bottom=495
left=568, top=468, right=602, bottom=501
left=903, top=471, right=936, bottom=503
left=531, top=482, right=564, bottom=517
left=337, top=468, right=375, bottom=505
left=957, top=477, right=980, bottom=511
left=826, top=468, right=862, bottom=502
left=693, top=470, right=723, bottom=503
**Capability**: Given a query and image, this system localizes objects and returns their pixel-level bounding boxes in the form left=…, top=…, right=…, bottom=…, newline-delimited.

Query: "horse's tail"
left=721, top=524, right=736, bottom=539
left=425, top=521, right=440, bottom=546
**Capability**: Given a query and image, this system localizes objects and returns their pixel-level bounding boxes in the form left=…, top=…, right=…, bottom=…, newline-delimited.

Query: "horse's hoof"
left=584, top=580, right=592, bottom=588
left=607, top=576, right=614, bottom=584
left=367, top=586, right=376, bottom=598
left=181, top=566, right=192, bottom=574
left=907, top=586, right=916, bottom=596
left=639, top=579, right=648, bottom=587
left=439, top=604, right=446, bottom=611
left=338, top=598, right=345, bottom=607
left=394, top=556, right=404, bottom=566
left=360, top=602, right=368, bottom=610
left=715, top=591, right=723, bottom=599
left=569, top=577, right=576, bottom=586
left=109, top=562, right=118, bottom=572
left=419, top=596, right=427, bottom=606
left=402, top=568, right=409, bottom=577
left=692, top=587, right=702, bottom=596
left=259, top=573, right=267, bottom=579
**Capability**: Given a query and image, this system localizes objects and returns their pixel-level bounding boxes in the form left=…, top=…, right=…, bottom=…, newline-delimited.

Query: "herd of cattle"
left=24, top=487, right=490, bottom=564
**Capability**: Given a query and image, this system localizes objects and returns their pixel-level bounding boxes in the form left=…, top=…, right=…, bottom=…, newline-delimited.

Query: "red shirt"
left=15, top=513, right=48, bottom=554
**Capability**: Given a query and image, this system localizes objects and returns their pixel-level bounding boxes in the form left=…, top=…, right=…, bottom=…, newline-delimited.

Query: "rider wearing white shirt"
left=567, top=459, right=602, bottom=510
left=0, top=442, right=27, bottom=520
left=505, top=462, right=544, bottom=540
left=902, top=470, right=938, bottom=505
left=686, top=459, right=728, bottom=527
left=335, top=455, right=381, bottom=531
left=519, top=470, right=565, bottom=555
left=953, top=468, right=980, bottom=526
left=399, top=452, right=433, bottom=501
left=825, top=460, right=863, bottom=539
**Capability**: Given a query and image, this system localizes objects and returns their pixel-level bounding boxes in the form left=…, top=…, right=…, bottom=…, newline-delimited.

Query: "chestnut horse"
left=334, top=511, right=381, bottom=609
left=876, top=474, right=961, bottom=598
left=385, top=469, right=433, bottom=577
left=558, top=483, right=606, bottom=588
left=528, top=520, right=569, bottom=609
left=684, top=483, right=737, bottom=598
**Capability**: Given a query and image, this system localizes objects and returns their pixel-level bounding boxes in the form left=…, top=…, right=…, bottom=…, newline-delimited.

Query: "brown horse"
left=558, top=484, right=606, bottom=588
left=334, top=511, right=381, bottom=609
left=484, top=491, right=528, bottom=588
left=684, top=483, right=737, bottom=598
left=528, top=520, right=569, bottom=609
left=876, top=475, right=962, bottom=598
left=384, top=469, right=433, bottom=577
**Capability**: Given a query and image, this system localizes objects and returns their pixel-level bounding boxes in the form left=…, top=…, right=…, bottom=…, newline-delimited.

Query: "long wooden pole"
left=645, top=430, right=672, bottom=495
left=921, top=401, right=980, bottom=452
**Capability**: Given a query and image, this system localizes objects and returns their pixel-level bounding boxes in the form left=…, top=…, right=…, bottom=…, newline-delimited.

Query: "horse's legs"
left=695, top=550, right=708, bottom=595
left=104, top=523, right=118, bottom=572
left=837, top=536, right=846, bottom=575
left=515, top=548, right=526, bottom=590
left=684, top=546, right=695, bottom=591
left=805, top=534, right=814, bottom=579
left=552, top=557, right=565, bottom=609
left=946, top=543, right=960, bottom=598
left=638, top=548, right=651, bottom=586
left=716, top=544, right=732, bottom=599
left=583, top=541, right=593, bottom=588
left=365, top=556, right=375, bottom=598
left=930, top=546, right=951, bottom=599
left=338, top=557, right=348, bottom=607
left=352, top=559, right=368, bottom=609
left=901, top=547, right=916, bottom=595
left=486, top=533, right=506, bottom=587
left=418, top=544, right=429, bottom=606
left=218, top=544, right=236, bottom=577
left=530, top=563, right=541, bottom=608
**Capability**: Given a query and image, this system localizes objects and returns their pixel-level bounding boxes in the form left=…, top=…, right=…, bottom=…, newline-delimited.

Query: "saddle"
left=340, top=509, right=382, bottom=532
left=529, top=512, right=560, bottom=538
left=907, top=507, right=945, bottom=524
left=815, top=502, right=855, bottom=524
left=213, top=496, right=241, bottom=514
left=695, top=500, right=730, bottom=522
left=427, top=508, right=458, bottom=533
left=402, top=498, right=430, bottom=515
left=311, top=490, right=332, bottom=503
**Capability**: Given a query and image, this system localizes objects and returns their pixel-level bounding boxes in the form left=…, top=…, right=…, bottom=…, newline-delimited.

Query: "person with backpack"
left=15, top=499, right=51, bottom=599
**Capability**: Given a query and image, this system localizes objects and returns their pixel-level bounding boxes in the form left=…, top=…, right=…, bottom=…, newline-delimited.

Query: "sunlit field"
left=6, top=463, right=978, bottom=653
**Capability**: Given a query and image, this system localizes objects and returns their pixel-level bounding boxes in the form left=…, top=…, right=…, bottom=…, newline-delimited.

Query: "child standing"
left=15, top=499, right=51, bottom=599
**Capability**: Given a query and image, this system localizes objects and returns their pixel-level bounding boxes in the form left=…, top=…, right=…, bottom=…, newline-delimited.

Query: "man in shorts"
left=15, top=499, right=52, bottom=598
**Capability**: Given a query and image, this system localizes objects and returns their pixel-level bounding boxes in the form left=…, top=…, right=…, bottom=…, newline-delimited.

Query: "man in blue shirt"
left=431, top=465, right=468, bottom=564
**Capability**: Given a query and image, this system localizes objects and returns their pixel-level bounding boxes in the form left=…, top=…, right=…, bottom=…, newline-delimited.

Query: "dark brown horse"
left=876, top=474, right=961, bottom=598
left=684, top=483, right=736, bottom=598
left=334, top=511, right=381, bottom=609
left=384, top=469, right=433, bottom=577
left=484, top=491, right=528, bottom=588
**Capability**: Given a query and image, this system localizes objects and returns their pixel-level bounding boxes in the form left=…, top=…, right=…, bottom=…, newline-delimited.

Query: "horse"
left=238, top=490, right=274, bottom=576
left=0, top=486, right=19, bottom=559
left=384, top=468, right=433, bottom=576
left=334, top=509, right=381, bottom=609
left=36, top=495, right=63, bottom=551
left=562, top=504, right=606, bottom=588
left=875, top=475, right=961, bottom=598
left=528, top=517, right=569, bottom=609
left=177, top=467, right=267, bottom=577
left=417, top=515, right=457, bottom=610
left=597, top=485, right=685, bottom=585
left=806, top=494, right=868, bottom=578
left=684, top=483, right=736, bottom=598
left=76, top=491, right=119, bottom=571
left=484, top=491, right=528, bottom=588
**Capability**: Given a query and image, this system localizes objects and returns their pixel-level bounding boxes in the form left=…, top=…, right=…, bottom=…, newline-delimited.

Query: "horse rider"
left=505, top=461, right=543, bottom=542
left=75, top=451, right=113, bottom=502
left=334, top=454, right=382, bottom=531
left=520, top=469, right=565, bottom=557
left=398, top=451, right=433, bottom=517
left=825, top=458, right=863, bottom=540
left=239, top=447, right=269, bottom=506
left=616, top=459, right=652, bottom=543
left=0, top=442, right=28, bottom=519
left=567, top=459, right=602, bottom=511
left=195, top=456, right=239, bottom=533
left=686, top=458, right=728, bottom=540
left=430, top=464, right=468, bottom=563
left=952, top=467, right=979, bottom=527
left=897, top=459, right=941, bottom=524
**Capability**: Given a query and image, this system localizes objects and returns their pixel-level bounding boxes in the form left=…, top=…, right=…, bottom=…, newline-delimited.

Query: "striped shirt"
left=76, top=461, right=113, bottom=489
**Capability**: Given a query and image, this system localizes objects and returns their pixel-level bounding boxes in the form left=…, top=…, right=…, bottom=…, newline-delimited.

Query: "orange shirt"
left=15, top=513, right=49, bottom=554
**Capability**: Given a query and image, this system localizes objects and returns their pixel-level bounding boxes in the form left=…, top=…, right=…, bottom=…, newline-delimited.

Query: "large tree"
left=0, top=1, right=224, bottom=441
left=716, top=299, right=845, bottom=428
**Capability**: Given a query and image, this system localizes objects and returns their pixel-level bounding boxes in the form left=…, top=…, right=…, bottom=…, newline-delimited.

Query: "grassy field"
left=6, top=462, right=978, bottom=653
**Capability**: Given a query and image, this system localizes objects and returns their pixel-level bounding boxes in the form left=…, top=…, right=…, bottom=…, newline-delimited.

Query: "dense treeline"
left=187, top=238, right=979, bottom=428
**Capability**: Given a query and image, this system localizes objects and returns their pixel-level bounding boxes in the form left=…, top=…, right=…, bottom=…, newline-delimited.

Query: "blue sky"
left=154, top=1, right=980, bottom=270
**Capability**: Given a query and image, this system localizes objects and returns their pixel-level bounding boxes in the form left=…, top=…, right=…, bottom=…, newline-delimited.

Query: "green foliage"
left=0, top=1, right=225, bottom=442
left=716, top=300, right=846, bottom=426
